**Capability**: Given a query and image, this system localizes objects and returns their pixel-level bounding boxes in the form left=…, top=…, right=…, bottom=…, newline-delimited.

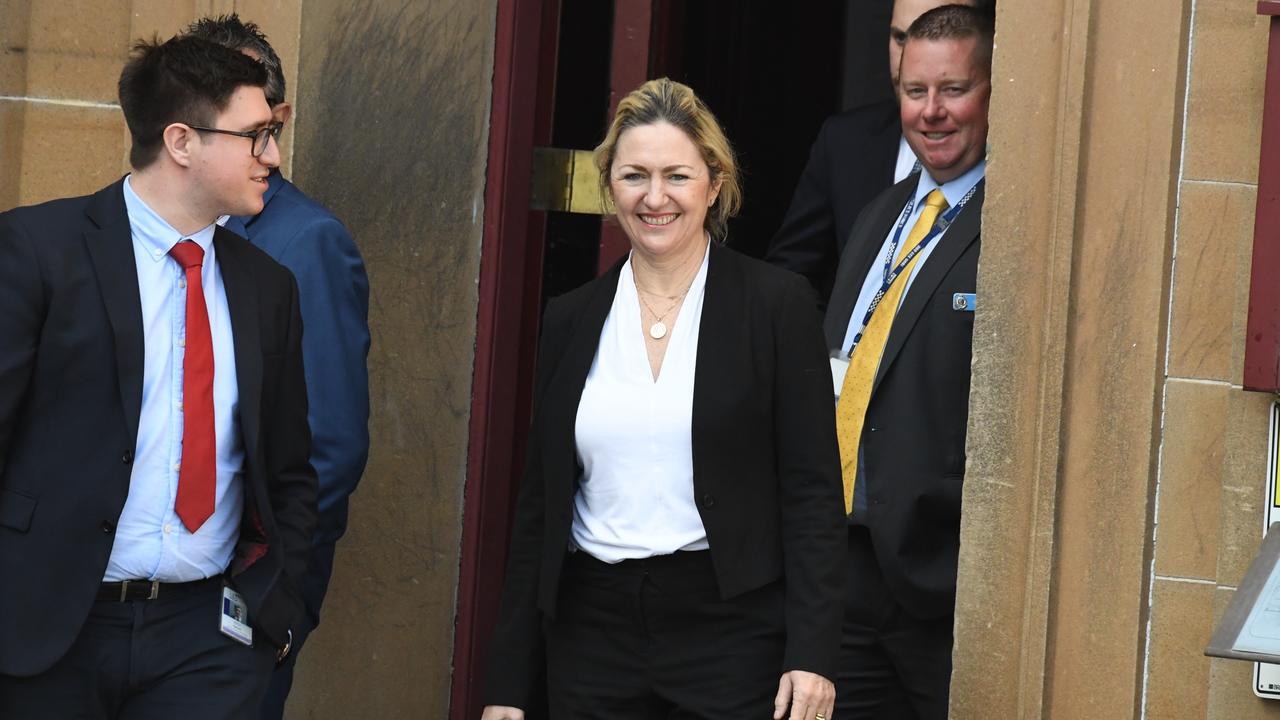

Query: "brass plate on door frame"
left=530, top=147, right=606, bottom=215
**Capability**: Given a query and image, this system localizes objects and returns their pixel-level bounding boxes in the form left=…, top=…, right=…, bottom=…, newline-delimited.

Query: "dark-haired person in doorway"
left=481, top=78, right=845, bottom=720
left=183, top=14, right=371, bottom=719
left=766, top=0, right=994, bottom=309
left=0, top=34, right=316, bottom=718
left=824, top=5, right=994, bottom=718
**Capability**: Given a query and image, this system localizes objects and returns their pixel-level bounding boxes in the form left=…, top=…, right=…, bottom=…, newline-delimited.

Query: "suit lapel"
left=690, top=244, right=735, bottom=466
left=823, top=178, right=917, bottom=349
left=214, top=228, right=262, bottom=464
left=874, top=184, right=985, bottom=390
left=83, top=180, right=145, bottom=445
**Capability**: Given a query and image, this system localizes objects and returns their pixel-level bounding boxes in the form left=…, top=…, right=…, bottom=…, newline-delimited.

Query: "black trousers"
left=0, top=578, right=276, bottom=720
left=258, top=540, right=336, bottom=720
left=546, top=550, right=785, bottom=719
left=834, top=526, right=953, bottom=720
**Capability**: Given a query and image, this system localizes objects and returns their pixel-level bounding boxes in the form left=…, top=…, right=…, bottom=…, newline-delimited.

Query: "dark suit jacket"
left=484, top=243, right=846, bottom=708
left=823, top=174, right=983, bottom=621
left=0, top=179, right=318, bottom=677
left=766, top=99, right=902, bottom=307
left=227, top=170, right=370, bottom=630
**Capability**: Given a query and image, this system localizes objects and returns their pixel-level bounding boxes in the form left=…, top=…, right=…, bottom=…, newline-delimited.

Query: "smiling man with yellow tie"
left=821, top=5, right=994, bottom=718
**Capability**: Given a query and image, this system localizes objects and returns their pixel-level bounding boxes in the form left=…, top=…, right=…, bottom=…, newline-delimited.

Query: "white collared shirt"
left=841, top=160, right=986, bottom=353
left=894, top=135, right=919, bottom=184
left=571, top=243, right=711, bottom=562
left=105, top=176, right=244, bottom=583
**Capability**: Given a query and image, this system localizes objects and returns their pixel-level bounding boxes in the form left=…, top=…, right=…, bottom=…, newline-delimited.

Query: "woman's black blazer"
left=484, top=243, right=845, bottom=708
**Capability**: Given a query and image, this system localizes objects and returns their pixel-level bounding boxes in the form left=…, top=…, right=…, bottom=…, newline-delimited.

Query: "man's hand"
left=480, top=705, right=524, bottom=720
left=773, top=669, right=836, bottom=720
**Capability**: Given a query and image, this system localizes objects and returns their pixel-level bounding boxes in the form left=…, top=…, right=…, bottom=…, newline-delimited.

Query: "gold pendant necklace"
left=634, top=254, right=702, bottom=341
left=637, top=291, right=684, bottom=339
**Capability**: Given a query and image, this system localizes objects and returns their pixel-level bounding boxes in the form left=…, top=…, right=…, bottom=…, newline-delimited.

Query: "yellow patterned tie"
left=835, top=189, right=949, bottom=514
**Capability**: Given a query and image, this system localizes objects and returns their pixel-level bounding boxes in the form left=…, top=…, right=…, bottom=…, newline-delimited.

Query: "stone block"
left=16, top=102, right=126, bottom=206
left=25, top=0, right=130, bottom=103
left=1146, top=578, right=1214, bottom=719
left=1183, top=0, right=1269, bottom=184
left=1040, top=0, right=1188, bottom=713
left=0, top=101, right=27, bottom=210
left=1156, top=379, right=1227, bottom=580
left=1218, top=389, right=1273, bottom=587
left=1168, top=181, right=1255, bottom=383
left=127, top=3, right=197, bottom=44
left=1, top=0, right=33, bottom=97
left=229, top=0, right=301, bottom=172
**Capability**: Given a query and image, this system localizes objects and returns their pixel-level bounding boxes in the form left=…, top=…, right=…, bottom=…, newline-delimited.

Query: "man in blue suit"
left=186, top=15, right=371, bottom=718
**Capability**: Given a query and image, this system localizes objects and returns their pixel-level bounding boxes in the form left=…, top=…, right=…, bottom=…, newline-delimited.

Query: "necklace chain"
left=634, top=257, right=701, bottom=341
left=637, top=289, right=686, bottom=325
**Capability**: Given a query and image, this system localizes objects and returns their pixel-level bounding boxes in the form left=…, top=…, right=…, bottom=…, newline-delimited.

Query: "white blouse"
left=570, top=244, right=711, bottom=562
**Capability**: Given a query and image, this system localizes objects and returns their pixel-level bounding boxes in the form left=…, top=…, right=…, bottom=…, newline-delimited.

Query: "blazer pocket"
left=0, top=487, right=37, bottom=532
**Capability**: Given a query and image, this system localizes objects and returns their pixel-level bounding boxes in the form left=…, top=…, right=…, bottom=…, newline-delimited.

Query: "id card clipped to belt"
left=219, top=585, right=253, bottom=646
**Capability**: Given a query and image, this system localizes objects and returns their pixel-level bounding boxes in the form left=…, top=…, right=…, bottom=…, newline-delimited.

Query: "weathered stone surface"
left=284, top=0, right=495, bottom=716
left=26, top=0, right=130, bottom=103
left=1, top=0, right=32, bottom=97
left=1168, top=181, right=1256, bottom=383
left=1155, top=380, right=1227, bottom=581
left=1145, top=579, right=1214, bottom=719
left=1217, top=390, right=1273, bottom=589
left=1182, top=1, right=1268, bottom=185
left=15, top=101, right=126, bottom=205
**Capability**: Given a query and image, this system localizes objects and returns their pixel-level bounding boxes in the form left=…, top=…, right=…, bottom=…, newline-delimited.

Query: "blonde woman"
left=482, top=78, right=843, bottom=720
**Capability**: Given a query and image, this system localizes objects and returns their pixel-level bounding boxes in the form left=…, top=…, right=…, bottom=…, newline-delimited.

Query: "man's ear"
left=272, top=102, right=294, bottom=127
left=162, top=123, right=197, bottom=168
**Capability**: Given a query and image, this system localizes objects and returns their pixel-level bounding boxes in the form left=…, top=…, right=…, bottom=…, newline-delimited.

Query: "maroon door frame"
left=450, top=0, right=560, bottom=716
left=452, top=2, right=657, bottom=717
left=597, top=0, right=655, bottom=273
left=1245, top=0, right=1280, bottom=392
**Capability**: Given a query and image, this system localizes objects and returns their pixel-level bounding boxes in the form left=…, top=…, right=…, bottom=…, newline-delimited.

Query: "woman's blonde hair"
left=593, top=78, right=741, bottom=241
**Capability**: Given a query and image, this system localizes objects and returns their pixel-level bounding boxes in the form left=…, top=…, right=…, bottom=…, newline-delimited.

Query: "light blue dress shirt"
left=104, top=177, right=245, bottom=583
left=840, top=160, right=986, bottom=353
left=840, top=160, right=985, bottom=516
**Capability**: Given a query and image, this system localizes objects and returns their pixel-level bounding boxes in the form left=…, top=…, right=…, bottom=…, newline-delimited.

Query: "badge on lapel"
left=952, top=293, right=976, bottom=312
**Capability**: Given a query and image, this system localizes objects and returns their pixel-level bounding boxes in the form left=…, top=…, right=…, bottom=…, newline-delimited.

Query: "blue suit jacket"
left=227, top=171, right=370, bottom=555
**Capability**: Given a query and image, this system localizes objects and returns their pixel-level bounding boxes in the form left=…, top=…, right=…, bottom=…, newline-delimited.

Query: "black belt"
left=97, top=575, right=222, bottom=602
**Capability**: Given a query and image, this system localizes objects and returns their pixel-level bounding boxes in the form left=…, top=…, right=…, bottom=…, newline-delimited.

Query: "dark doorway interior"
left=540, top=0, right=611, bottom=302
left=540, top=0, right=894, bottom=303
left=656, top=1, right=844, bottom=260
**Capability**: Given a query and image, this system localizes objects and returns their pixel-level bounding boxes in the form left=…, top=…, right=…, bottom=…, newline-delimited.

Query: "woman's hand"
left=480, top=706, right=525, bottom=720
left=773, top=669, right=836, bottom=720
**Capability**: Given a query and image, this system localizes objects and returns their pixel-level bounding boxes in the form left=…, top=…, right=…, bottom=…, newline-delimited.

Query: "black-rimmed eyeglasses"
left=186, top=122, right=283, bottom=157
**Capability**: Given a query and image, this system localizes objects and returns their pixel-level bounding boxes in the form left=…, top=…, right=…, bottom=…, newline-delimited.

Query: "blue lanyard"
left=844, top=178, right=984, bottom=357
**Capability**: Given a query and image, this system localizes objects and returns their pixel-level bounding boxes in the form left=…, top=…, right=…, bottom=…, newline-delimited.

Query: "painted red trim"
left=598, top=0, right=655, bottom=274
left=451, top=0, right=558, bottom=716
left=1245, top=12, right=1280, bottom=391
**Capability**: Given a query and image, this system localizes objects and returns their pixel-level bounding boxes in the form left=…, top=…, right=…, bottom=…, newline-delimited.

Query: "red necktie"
left=168, top=241, right=216, bottom=532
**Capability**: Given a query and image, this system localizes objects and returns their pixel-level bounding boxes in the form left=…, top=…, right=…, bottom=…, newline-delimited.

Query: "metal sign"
left=1254, top=401, right=1280, bottom=698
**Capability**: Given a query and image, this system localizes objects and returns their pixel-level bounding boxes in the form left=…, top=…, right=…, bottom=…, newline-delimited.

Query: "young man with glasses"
left=0, top=33, right=317, bottom=719
left=184, top=14, right=372, bottom=719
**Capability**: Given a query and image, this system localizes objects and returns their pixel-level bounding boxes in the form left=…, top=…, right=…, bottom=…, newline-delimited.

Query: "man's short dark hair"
left=118, top=35, right=268, bottom=169
left=906, top=4, right=996, bottom=77
left=185, top=14, right=286, bottom=107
